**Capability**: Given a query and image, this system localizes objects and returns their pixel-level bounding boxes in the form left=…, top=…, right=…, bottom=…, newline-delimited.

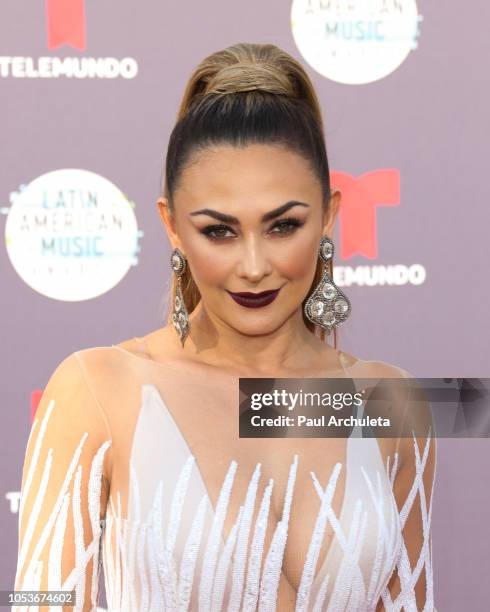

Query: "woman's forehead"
left=174, top=143, right=321, bottom=203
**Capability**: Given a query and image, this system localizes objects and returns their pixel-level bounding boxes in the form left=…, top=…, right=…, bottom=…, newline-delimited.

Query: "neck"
left=184, top=301, right=331, bottom=374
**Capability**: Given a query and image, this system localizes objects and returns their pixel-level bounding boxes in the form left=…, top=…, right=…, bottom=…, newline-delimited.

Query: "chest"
left=150, top=380, right=369, bottom=593
left=108, top=380, right=401, bottom=610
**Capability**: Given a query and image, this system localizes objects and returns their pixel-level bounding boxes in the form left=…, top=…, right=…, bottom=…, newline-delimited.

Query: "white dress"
left=12, top=341, right=437, bottom=611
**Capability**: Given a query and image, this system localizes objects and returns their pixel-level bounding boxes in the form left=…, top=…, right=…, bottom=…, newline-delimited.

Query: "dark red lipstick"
left=227, top=288, right=281, bottom=308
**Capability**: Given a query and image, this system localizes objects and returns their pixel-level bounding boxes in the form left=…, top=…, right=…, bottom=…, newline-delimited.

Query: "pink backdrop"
left=1, top=1, right=488, bottom=609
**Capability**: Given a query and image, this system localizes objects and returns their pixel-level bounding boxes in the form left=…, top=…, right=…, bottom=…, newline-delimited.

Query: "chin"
left=226, top=317, right=285, bottom=337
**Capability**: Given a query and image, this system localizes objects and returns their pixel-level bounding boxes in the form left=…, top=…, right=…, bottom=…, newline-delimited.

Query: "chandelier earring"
left=304, top=236, right=351, bottom=334
left=170, top=247, right=190, bottom=347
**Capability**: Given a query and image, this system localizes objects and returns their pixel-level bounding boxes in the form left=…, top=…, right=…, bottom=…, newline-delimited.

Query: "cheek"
left=274, top=234, right=318, bottom=280
left=183, top=240, right=232, bottom=287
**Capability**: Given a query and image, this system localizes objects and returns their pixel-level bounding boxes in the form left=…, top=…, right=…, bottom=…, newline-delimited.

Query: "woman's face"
left=158, top=143, right=340, bottom=336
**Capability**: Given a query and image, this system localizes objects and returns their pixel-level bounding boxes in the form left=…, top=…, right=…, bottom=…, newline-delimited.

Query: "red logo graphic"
left=331, top=169, right=400, bottom=259
left=46, top=0, right=86, bottom=51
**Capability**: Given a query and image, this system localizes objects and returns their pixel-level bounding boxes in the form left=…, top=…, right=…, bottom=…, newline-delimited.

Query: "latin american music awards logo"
left=4, top=169, right=142, bottom=301
left=291, top=0, right=423, bottom=85
left=0, top=0, right=138, bottom=79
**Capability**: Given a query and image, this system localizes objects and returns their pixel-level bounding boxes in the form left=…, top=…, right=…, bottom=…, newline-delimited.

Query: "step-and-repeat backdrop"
left=1, top=1, right=488, bottom=609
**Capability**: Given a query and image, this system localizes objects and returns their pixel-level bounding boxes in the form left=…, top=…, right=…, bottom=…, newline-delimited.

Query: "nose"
left=235, top=234, right=273, bottom=282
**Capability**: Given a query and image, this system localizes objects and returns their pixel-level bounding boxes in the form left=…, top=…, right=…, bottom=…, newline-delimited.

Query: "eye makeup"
left=199, top=216, right=305, bottom=241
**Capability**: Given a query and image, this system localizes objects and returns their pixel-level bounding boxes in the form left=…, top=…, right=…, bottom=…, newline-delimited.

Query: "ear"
left=322, top=189, right=341, bottom=237
left=157, top=197, right=182, bottom=250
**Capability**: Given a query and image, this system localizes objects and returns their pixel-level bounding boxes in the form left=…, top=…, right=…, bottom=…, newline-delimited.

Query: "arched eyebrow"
left=189, top=200, right=310, bottom=224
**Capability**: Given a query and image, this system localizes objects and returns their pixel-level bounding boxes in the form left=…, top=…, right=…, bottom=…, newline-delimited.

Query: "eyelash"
left=200, top=217, right=304, bottom=241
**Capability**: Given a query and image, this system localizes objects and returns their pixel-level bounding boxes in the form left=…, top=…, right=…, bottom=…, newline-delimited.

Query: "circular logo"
left=5, top=169, right=140, bottom=301
left=291, top=0, right=422, bottom=85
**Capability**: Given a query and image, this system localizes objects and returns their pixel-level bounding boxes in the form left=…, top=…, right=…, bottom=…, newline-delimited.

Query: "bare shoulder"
left=72, top=335, right=151, bottom=380
left=115, top=326, right=182, bottom=360
left=75, top=343, right=125, bottom=367
left=336, top=349, right=359, bottom=369
left=336, top=349, right=414, bottom=379
left=360, top=357, right=414, bottom=379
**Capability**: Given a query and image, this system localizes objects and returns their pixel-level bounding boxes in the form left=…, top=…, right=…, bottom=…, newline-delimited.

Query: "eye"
left=268, top=217, right=304, bottom=235
left=199, top=217, right=304, bottom=241
left=200, top=224, right=236, bottom=240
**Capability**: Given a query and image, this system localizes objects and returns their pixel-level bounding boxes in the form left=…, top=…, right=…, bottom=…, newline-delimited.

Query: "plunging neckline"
left=132, top=382, right=358, bottom=602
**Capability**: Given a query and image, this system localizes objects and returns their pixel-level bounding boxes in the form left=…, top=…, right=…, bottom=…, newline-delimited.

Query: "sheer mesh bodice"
left=12, top=339, right=437, bottom=611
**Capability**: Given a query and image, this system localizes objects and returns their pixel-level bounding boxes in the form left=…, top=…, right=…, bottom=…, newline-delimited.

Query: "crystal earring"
left=170, top=247, right=190, bottom=347
left=304, top=236, right=351, bottom=334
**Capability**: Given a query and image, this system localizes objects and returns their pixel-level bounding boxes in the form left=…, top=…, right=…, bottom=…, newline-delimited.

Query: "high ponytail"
left=163, top=42, right=337, bottom=347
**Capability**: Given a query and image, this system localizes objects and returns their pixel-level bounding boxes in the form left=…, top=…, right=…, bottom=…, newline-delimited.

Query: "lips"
left=227, top=288, right=281, bottom=308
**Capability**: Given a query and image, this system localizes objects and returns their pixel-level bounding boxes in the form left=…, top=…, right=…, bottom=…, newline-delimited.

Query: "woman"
left=13, top=43, right=436, bottom=611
